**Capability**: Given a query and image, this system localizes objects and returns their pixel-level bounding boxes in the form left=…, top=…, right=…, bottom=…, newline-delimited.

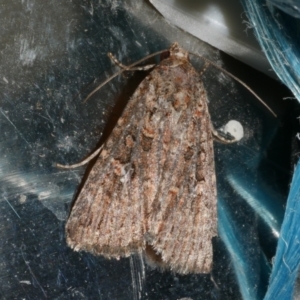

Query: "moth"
left=59, top=43, right=241, bottom=274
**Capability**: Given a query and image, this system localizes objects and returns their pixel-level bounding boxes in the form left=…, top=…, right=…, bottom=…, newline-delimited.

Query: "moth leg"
left=199, top=62, right=238, bottom=145
left=56, top=145, right=104, bottom=169
left=108, top=53, right=156, bottom=71
left=211, top=124, right=238, bottom=144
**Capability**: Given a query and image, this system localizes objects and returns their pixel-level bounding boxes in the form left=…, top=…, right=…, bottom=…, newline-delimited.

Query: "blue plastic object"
left=241, top=1, right=300, bottom=299
left=241, top=0, right=300, bottom=102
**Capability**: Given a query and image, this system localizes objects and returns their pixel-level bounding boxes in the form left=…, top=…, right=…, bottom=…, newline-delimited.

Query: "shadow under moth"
left=58, top=43, right=263, bottom=274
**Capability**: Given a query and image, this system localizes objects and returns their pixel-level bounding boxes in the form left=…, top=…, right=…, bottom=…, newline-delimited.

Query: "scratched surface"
left=0, top=0, right=293, bottom=299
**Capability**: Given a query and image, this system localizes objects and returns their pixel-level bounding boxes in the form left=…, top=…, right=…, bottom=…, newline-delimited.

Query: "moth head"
left=169, top=42, right=189, bottom=61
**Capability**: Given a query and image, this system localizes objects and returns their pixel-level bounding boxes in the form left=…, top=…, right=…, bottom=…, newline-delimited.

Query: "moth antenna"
left=107, top=52, right=130, bottom=70
left=108, top=53, right=156, bottom=71
left=198, top=61, right=210, bottom=77
left=84, top=49, right=167, bottom=103
left=59, top=49, right=168, bottom=168
left=56, top=145, right=104, bottom=169
left=190, top=52, right=277, bottom=117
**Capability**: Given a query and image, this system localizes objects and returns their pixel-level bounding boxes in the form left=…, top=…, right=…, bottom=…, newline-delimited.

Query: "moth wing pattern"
left=66, top=43, right=217, bottom=274
left=65, top=78, right=150, bottom=258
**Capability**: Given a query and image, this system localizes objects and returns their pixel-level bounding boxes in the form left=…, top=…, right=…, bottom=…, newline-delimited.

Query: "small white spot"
left=19, top=280, right=31, bottom=285
left=135, top=41, right=142, bottom=47
left=38, top=191, right=51, bottom=200
left=19, top=194, right=27, bottom=204
left=3, top=77, right=8, bottom=83
left=223, top=120, right=244, bottom=141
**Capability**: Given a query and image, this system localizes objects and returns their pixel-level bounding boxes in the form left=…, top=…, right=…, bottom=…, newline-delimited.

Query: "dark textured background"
left=0, top=0, right=294, bottom=299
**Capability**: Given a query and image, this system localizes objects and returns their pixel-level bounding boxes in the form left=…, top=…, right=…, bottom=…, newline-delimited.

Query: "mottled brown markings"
left=65, top=43, right=231, bottom=274
left=125, top=134, right=135, bottom=147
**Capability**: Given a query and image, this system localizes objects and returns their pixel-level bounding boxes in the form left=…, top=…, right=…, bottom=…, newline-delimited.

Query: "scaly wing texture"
left=66, top=44, right=217, bottom=274
left=143, top=54, right=217, bottom=274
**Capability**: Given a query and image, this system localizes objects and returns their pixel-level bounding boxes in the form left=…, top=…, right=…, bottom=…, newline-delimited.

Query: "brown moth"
left=62, top=43, right=238, bottom=274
